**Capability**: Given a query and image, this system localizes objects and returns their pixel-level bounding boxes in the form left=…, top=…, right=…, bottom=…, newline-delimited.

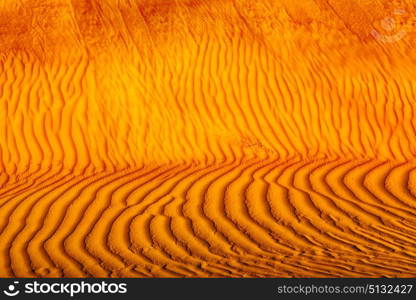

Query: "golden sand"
left=0, top=0, right=415, bottom=277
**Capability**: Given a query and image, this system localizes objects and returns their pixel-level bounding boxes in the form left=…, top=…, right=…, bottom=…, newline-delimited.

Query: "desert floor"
left=0, top=0, right=416, bottom=277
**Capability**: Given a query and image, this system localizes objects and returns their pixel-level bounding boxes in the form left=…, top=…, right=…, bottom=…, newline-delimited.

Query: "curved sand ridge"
left=0, top=0, right=416, bottom=277
left=1, top=158, right=416, bottom=277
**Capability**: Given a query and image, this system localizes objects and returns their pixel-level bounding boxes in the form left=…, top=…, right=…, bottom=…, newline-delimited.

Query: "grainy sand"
left=0, top=0, right=415, bottom=277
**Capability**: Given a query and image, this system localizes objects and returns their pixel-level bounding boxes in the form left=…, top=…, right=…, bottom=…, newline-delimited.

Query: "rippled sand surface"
left=0, top=0, right=416, bottom=277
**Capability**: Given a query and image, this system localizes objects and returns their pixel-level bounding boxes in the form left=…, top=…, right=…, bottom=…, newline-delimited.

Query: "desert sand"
left=0, top=0, right=415, bottom=277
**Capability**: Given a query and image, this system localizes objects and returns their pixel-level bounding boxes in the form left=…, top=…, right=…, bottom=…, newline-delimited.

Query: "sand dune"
left=1, top=159, right=416, bottom=277
left=0, top=0, right=415, bottom=277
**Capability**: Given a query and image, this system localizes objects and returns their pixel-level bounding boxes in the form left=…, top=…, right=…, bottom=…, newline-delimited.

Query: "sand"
left=0, top=0, right=415, bottom=277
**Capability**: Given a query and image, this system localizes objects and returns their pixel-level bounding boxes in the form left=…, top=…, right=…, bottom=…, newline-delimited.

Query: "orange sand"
left=0, top=0, right=416, bottom=277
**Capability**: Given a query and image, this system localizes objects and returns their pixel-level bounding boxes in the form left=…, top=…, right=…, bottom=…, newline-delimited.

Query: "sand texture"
left=0, top=0, right=416, bottom=277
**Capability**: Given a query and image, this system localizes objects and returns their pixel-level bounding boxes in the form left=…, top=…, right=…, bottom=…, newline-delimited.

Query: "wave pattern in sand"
left=0, top=0, right=416, bottom=277
left=0, top=158, right=416, bottom=277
